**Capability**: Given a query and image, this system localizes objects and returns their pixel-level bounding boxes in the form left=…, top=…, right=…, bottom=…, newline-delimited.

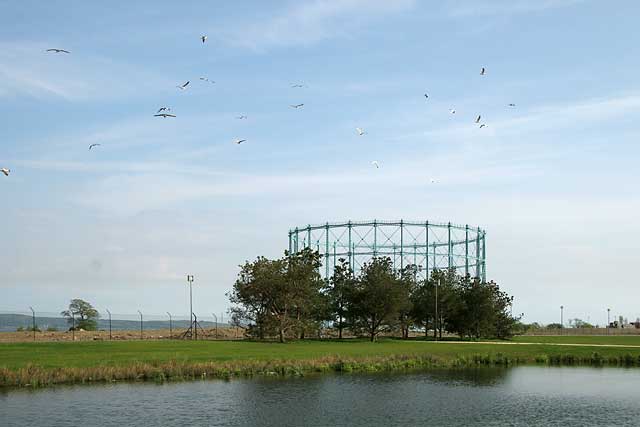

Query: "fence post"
left=29, top=306, right=36, bottom=341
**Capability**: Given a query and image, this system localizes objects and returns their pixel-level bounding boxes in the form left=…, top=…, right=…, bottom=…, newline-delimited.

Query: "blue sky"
left=1, top=0, right=639, bottom=325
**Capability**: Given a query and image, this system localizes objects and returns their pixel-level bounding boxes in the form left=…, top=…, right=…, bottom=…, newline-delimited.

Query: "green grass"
left=513, top=335, right=640, bottom=346
left=2, top=338, right=640, bottom=388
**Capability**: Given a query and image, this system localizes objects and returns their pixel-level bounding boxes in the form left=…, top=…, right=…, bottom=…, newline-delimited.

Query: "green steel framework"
left=288, top=220, right=486, bottom=282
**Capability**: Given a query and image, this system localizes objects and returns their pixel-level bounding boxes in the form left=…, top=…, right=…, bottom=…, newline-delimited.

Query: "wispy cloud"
left=0, top=42, right=171, bottom=101
left=220, top=0, right=415, bottom=49
left=447, top=0, right=583, bottom=17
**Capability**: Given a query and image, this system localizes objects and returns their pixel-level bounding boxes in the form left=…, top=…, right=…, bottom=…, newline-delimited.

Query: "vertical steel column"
left=465, top=225, right=469, bottom=277
left=447, top=222, right=452, bottom=269
left=325, top=223, right=330, bottom=278
left=333, top=241, right=336, bottom=270
left=373, top=220, right=378, bottom=257
left=482, top=231, right=486, bottom=282
left=294, top=228, right=299, bottom=252
left=400, top=220, right=404, bottom=270
left=307, top=225, right=311, bottom=249
left=413, top=244, right=417, bottom=271
left=425, top=221, right=429, bottom=278
left=288, top=230, right=292, bottom=254
left=433, top=243, right=437, bottom=272
left=348, top=221, right=352, bottom=269
left=475, top=228, right=481, bottom=279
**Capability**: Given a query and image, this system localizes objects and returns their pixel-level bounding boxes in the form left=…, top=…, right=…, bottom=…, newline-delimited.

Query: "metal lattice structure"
left=288, top=220, right=486, bottom=281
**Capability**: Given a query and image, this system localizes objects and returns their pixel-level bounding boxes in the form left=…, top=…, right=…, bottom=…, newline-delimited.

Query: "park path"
left=428, top=341, right=640, bottom=349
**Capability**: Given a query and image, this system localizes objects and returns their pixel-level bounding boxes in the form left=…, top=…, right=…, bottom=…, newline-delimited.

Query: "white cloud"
left=220, top=0, right=415, bottom=49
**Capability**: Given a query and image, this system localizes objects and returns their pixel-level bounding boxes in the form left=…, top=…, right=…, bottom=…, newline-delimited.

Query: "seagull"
left=480, top=67, right=486, bottom=75
left=236, top=115, right=247, bottom=120
left=290, top=104, right=304, bottom=109
left=177, top=81, right=190, bottom=90
left=430, top=177, right=437, bottom=184
left=475, top=115, right=481, bottom=123
left=201, top=35, right=207, bottom=43
left=291, top=83, right=305, bottom=88
left=157, top=107, right=171, bottom=113
left=199, top=77, right=215, bottom=83
left=233, top=139, right=246, bottom=145
left=154, top=113, right=176, bottom=118
left=479, top=124, right=486, bottom=129
left=449, top=109, right=456, bottom=114
left=371, top=161, right=380, bottom=169
left=1, top=168, right=9, bottom=176
left=88, top=143, right=101, bottom=150
left=424, top=93, right=429, bottom=99
left=356, top=127, right=366, bottom=136
left=508, top=103, right=516, bottom=107
left=46, top=48, right=70, bottom=54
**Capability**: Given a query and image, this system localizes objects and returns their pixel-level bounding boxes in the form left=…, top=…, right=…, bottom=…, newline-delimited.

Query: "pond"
left=1, top=367, right=639, bottom=426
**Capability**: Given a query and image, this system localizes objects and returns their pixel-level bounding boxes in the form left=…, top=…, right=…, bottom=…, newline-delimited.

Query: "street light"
left=29, top=306, right=36, bottom=342
left=137, top=310, right=143, bottom=340
left=212, top=313, right=218, bottom=339
left=106, top=309, right=112, bottom=340
left=435, top=277, right=440, bottom=341
left=187, top=274, right=195, bottom=340
left=560, top=305, right=564, bottom=335
left=167, top=312, right=173, bottom=338
left=607, top=308, right=611, bottom=335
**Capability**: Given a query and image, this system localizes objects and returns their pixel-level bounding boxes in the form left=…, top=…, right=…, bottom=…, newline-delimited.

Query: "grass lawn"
left=2, top=338, right=640, bottom=371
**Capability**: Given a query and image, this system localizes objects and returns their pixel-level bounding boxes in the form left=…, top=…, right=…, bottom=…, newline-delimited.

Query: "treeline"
left=228, top=248, right=518, bottom=342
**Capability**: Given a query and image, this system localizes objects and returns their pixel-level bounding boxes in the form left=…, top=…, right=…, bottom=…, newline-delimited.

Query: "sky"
left=1, top=0, right=639, bottom=325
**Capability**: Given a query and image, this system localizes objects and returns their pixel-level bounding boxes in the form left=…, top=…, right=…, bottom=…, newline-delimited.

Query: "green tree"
left=61, top=299, right=99, bottom=331
left=397, top=265, right=418, bottom=339
left=349, top=257, right=408, bottom=342
left=326, top=258, right=355, bottom=339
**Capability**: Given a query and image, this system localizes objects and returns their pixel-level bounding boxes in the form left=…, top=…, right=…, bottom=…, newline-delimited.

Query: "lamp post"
left=560, top=305, right=564, bottom=335
left=607, top=308, right=611, bottom=335
left=187, top=274, right=195, bottom=340
left=106, top=309, right=112, bottom=340
left=212, top=313, right=218, bottom=339
left=72, top=311, right=76, bottom=341
left=137, top=310, right=143, bottom=340
left=29, top=306, right=36, bottom=341
left=435, top=277, right=440, bottom=341
left=167, top=312, right=173, bottom=338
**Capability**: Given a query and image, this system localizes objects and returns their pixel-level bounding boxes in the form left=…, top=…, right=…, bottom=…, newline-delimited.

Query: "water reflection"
left=2, top=367, right=640, bottom=427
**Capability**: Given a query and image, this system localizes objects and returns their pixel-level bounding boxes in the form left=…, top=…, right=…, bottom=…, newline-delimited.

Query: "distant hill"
left=0, top=314, right=228, bottom=332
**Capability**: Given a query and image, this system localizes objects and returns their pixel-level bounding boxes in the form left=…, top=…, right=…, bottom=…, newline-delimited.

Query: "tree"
left=396, top=265, right=418, bottom=339
left=61, top=299, right=99, bottom=331
left=349, top=257, right=408, bottom=342
left=326, top=258, right=355, bottom=339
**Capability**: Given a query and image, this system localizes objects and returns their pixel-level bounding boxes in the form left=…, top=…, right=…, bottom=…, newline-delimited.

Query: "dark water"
left=2, top=367, right=639, bottom=426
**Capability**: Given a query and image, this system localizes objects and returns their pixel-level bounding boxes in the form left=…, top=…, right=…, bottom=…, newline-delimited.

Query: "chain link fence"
left=0, top=310, right=242, bottom=342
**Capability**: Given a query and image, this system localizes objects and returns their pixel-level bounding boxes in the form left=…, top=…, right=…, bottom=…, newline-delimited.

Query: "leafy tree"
left=326, top=258, right=355, bottom=339
left=410, top=277, right=434, bottom=338
left=61, top=299, right=99, bottom=331
left=349, top=257, right=408, bottom=342
left=546, top=323, right=563, bottom=329
left=396, top=265, right=418, bottom=339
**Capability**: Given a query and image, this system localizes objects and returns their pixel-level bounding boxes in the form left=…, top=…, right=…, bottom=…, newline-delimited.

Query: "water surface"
left=1, top=367, right=639, bottom=426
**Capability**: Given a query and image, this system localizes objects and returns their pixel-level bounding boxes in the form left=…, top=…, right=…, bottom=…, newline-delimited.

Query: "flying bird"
left=157, top=107, right=171, bottom=113
left=1, top=168, right=9, bottom=176
left=479, top=124, right=486, bottom=129
left=154, top=113, right=176, bottom=118
left=177, top=81, right=190, bottom=90
left=236, top=115, right=247, bottom=120
left=371, top=161, right=380, bottom=169
left=475, top=115, right=481, bottom=123
left=233, top=139, right=246, bottom=145
left=88, top=143, right=101, bottom=150
left=430, top=177, right=437, bottom=184
left=356, top=127, right=366, bottom=136
left=290, top=104, right=304, bottom=109
left=201, top=35, right=207, bottom=43
left=508, top=103, right=516, bottom=107
left=291, top=83, right=305, bottom=88
left=46, top=48, right=70, bottom=54
left=424, top=93, right=429, bottom=99
left=480, top=67, right=486, bottom=75
left=449, top=109, right=456, bottom=114
left=199, top=77, right=215, bottom=83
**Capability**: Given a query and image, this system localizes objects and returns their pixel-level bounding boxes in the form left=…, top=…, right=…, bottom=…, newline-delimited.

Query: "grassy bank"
left=2, top=338, right=640, bottom=388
